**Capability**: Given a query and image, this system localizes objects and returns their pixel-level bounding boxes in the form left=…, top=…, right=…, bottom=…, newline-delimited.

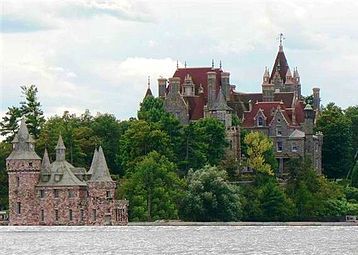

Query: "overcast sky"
left=1, top=0, right=357, bottom=121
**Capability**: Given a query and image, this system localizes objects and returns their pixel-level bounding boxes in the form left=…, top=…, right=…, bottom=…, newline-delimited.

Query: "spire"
left=7, top=117, right=41, bottom=160
left=89, top=146, right=113, bottom=182
left=41, top=149, right=51, bottom=172
left=87, top=148, right=98, bottom=175
left=278, top=33, right=285, bottom=52
left=144, top=76, right=153, bottom=98
left=219, top=60, right=222, bottom=69
left=176, top=60, right=179, bottom=69
left=55, top=135, right=66, bottom=161
left=212, top=88, right=232, bottom=111
left=211, top=59, right=214, bottom=68
left=184, top=61, right=187, bottom=68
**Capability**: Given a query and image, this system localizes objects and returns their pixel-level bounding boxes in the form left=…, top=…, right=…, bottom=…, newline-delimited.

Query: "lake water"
left=0, top=226, right=357, bottom=254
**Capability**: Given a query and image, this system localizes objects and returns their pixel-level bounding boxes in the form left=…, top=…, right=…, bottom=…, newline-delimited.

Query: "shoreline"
left=128, top=221, right=358, bottom=227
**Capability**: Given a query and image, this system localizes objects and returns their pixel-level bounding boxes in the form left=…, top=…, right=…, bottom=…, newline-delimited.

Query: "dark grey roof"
left=37, top=160, right=87, bottom=187
left=212, top=88, right=232, bottom=111
left=89, top=146, right=113, bottom=182
left=87, top=148, right=98, bottom=176
left=7, top=118, right=41, bottom=160
left=55, top=135, right=66, bottom=149
left=41, top=149, right=51, bottom=172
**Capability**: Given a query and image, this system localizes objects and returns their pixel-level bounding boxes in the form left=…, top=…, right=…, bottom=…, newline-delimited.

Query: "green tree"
left=243, top=131, right=276, bottom=175
left=316, top=103, right=353, bottom=178
left=0, top=106, right=22, bottom=142
left=345, top=105, right=358, bottom=153
left=0, top=142, right=11, bottom=209
left=19, top=85, right=45, bottom=138
left=122, top=151, right=183, bottom=221
left=118, top=120, right=174, bottom=174
left=180, top=165, right=242, bottom=221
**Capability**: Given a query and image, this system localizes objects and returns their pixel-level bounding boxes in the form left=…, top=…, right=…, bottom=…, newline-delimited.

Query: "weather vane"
left=277, top=33, right=285, bottom=47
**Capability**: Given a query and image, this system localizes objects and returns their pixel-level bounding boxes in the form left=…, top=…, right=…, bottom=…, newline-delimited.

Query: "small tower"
left=6, top=118, right=41, bottom=225
left=88, top=146, right=117, bottom=225
left=303, top=104, right=315, bottom=161
left=221, top=72, right=231, bottom=101
left=262, top=67, right=274, bottom=102
left=293, top=67, right=302, bottom=98
left=55, top=135, right=66, bottom=161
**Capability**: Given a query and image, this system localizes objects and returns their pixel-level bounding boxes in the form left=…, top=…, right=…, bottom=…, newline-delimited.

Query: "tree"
left=0, top=142, right=11, bottom=210
left=316, top=103, right=353, bottom=178
left=0, top=106, right=22, bottom=142
left=122, top=151, right=183, bottom=221
left=118, top=120, right=174, bottom=174
left=243, top=131, right=276, bottom=175
left=345, top=105, right=358, bottom=153
left=19, top=85, right=45, bottom=138
left=180, top=165, right=242, bottom=222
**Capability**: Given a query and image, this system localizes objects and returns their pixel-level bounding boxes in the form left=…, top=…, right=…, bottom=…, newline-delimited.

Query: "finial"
left=277, top=33, right=285, bottom=52
left=184, top=61, right=187, bottom=68
left=211, top=59, right=214, bottom=68
left=147, top=76, right=150, bottom=88
left=176, top=60, right=179, bottom=69
left=219, top=60, right=222, bottom=69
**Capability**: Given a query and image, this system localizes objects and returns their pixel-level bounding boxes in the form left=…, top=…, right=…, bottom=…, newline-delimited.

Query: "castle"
left=6, top=119, right=128, bottom=225
left=153, top=38, right=323, bottom=174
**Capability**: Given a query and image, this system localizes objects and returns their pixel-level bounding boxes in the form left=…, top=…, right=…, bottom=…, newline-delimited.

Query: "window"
left=257, top=117, right=264, bottom=127
left=292, top=144, right=298, bottom=152
left=68, top=190, right=74, bottom=198
left=69, top=209, right=73, bottom=221
left=16, top=202, right=21, bottom=214
left=29, top=162, right=33, bottom=167
left=54, top=189, right=59, bottom=198
left=40, top=190, right=45, bottom=198
left=41, top=209, right=44, bottom=221
left=276, top=129, right=282, bottom=136
left=16, top=176, right=20, bottom=187
left=106, top=191, right=111, bottom=198
left=80, top=209, right=84, bottom=222
left=55, top=210, right=59, bottom=221
left=92, top=209, right=96, bottom=221
left=277, top=141, right=283, bottom=152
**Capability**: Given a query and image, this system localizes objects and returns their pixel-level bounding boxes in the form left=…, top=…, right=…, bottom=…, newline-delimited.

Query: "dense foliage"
left=0, top=87, right=357, bottom=222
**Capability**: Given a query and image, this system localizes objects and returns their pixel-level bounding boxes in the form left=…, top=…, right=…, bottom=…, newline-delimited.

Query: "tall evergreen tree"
left=0, top=106, right=22, bottom=142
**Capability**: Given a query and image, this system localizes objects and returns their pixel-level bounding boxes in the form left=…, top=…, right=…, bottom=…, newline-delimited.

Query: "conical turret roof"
left=212, top=88, right=232, bottom=111
left=87, top=148, right=98, bottom=175
left=89, top=146, right=113, bottom=182
left=41, top=149, right=51, bottom=172
left=55, top=135, right=66, bottom=150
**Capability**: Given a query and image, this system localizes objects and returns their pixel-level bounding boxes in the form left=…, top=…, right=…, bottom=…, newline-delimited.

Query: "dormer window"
left=292, top=144, right=298, bottom=152
left=257, top=117, right=264, bottom=127
left=276, top=129, right=282, bottom=136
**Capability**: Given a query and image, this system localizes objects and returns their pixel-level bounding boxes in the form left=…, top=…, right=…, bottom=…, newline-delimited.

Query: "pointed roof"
left=145, top=88, right=153, bottom=98
left=7, top=118, right=41, bottom=160
left=41, top=149, right=51, bottom=172
left=55, top=135, right=66, bottom=150
left=270, top=46, right=289, bottom=83
left=289, top=129, right=305, bottom=139
left=89, top=146, right=113, bottom=182
left=212, top=88, right=232, bottom=111
left=304, top=104, right=313, bottom=110
left=87, top=148, right=98, bottom=175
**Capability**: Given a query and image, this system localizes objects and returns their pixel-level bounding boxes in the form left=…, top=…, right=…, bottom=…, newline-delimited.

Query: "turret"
left=6, top=118, right=41, bottom=225
left=55, top=135, right=66, bottom=161
left=262, top=67, right=274, bottom=102
left=303, top=104, right=314, bottom=135
left=262, top=67, right=270, bottom=85
left=144, top=76, right=153, bottom=98
left=158, top=77, right=167, bottom=98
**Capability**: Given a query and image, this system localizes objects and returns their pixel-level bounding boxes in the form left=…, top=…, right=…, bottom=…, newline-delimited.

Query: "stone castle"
left=6, top=119, right=128, bottom=225
left=151, top=39, right=323, bottom=174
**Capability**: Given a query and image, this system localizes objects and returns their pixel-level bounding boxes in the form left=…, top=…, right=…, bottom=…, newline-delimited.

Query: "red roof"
left=185, top=96, right=205, bottom=120
left=269, top=49, right=289, bottom=83
left=274, top=92, right=294, bottom=107
left=173, top=67, right=223, bottom=104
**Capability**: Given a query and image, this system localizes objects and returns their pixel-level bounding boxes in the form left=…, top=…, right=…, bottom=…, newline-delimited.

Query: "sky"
left=1, top=0, right=358, bottom=122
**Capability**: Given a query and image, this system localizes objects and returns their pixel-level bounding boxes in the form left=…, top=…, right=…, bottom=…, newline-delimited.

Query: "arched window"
left=257, top=117, right=264, bottom=127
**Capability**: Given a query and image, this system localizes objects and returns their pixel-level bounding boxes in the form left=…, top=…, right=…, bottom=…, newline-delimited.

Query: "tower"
left=312, top=87, right=320, bottom=112
left=262, top=67, right=274, bottom=102
left=183, top=74, right=195, bottom=96
left=6, top=118, right=41, bottom=225
left=303, top=104, right=315, bottom=159
left=221, top=72, right=230, bottom=101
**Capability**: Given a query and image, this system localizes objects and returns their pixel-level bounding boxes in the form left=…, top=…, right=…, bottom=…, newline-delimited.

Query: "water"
left=0, top=226, right=357, bottom=254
